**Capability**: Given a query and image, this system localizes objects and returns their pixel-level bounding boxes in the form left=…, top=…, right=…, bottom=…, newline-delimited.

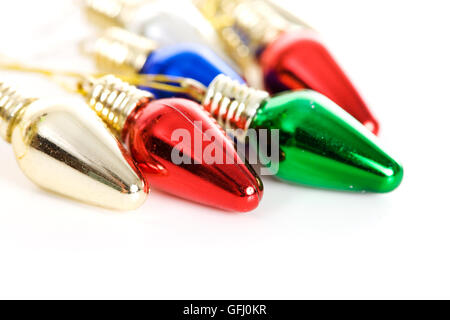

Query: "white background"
left=0, top=0, right=448, bottom=299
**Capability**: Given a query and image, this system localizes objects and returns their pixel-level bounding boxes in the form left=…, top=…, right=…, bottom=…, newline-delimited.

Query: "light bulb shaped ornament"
left=201, top=75, right=403, bottom=193
left=0, top=82, right=148, bottom=210
left=87, top=27, right=244, bottom=99
left=196, top=0, right=380, bottom=135
left=79, top=75, right=263, bottom=212
left=84, top=0, right=237, bottom=69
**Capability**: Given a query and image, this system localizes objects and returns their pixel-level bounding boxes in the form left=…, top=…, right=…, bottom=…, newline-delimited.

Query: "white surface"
left=0, top=0, right=448, bottom=299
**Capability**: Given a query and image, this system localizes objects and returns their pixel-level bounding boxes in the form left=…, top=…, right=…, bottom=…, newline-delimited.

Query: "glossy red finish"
left=260, top=30, right=380, bottom=135
left=122, top=98, right=263, bottom=212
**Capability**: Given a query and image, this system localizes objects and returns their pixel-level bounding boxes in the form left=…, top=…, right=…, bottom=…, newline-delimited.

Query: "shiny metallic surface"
left=260, top=30, right=380, bottom=135
left=11, top=98, right=148, bottom=210
left=83, top=75, right=263, bottom=212
left=84, top=0, right=237, bottom=69
left=92, top=27, right=157, bottom=74
left=0, top=82, right=34, bottom=142
left=139, top=43, right=245, bottom=99
left=131, top=0, right=223, bottom=49
left=195, top=0, right=294, bottom=71
left=250, top=91, right=403, bottom=192
left=122, top=98, right=264, bottom=212
left=202, top=74, right=268, bottom=142
left=80, top=75, right=152, bottom=134
left=196, top=0, right=380, bottom=135
left=89, top=27, right=244, bottom=100
left=232, top=0, right=291, bottom=53
left=0, top=82, right=148, bottom=210
left=200, top=76, right=402, bottom=193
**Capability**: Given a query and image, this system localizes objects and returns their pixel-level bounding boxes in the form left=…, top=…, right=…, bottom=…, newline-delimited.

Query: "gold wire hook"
left=128, top=74, right=207, bottom=102
left=0, top=57, right=93, bottom=95
left=0, top=57, right=207, bottom=102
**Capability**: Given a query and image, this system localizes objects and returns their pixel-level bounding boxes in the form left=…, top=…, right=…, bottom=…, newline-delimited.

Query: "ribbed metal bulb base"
left=201, top=0, right=290, bottom=67
left=81, top=75, right=152, bottom=135
left=202, top=74, right=269, bottom=141
left=0, top=82, right=33, bottom=143
left=85, top=0, right=127, bottom=25
left=92, top=27, right=157, bottom=74
left=232, top=0, right=289, bottom=50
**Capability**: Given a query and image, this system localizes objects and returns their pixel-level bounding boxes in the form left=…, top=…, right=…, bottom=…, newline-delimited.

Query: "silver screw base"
left=202, top=74, right=269, bottom=142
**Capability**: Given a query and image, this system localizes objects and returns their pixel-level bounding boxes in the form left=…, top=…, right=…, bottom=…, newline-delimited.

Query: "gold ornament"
left=0, top=81, right=148, bottom=210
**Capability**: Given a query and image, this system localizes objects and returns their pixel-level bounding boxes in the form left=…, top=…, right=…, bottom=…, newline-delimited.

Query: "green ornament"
left=203, top=75, right=403, bottom=193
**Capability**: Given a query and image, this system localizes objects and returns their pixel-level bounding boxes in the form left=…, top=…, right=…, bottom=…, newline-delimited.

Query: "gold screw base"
left=90, top=27, right=157, bottom=74
left=0, top=82, right=34, bottom=143
left=81, top=75, right=152, bottom=135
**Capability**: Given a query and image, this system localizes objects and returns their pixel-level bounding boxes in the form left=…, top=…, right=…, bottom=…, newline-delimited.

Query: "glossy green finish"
left=249, top=90, right=403, bottom=192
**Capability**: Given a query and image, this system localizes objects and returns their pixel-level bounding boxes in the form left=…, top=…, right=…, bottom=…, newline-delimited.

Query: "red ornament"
left=122, top=98, right=263, bottom=212
left=260, top=30, right=380, bottom=135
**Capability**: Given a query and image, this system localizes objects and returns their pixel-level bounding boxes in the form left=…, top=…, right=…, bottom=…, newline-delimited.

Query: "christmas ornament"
left=78, top=75, right=263, bottom=211
left=196, top=0, right=380, bottom=135
left=0, top=56, right=263, bottom=211
left=201, top=75, right=402, bottom=192
left=0, top=81, right=148, bottom=210
left=84, top=0, right=236, bottom=68
left=85, top=27, right=244, bottom=99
